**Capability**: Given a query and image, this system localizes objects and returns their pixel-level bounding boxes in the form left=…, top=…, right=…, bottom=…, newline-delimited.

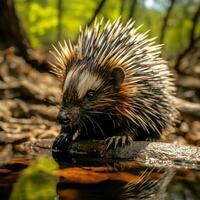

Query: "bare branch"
left=160, top=0, right=176, bottom=44
left=127, top=0, right=137, bottom=20
left=87, top=0, right=106, bottom=27
left=120, top=0, right=126, bottom=19
left=190, top=4, right=200, bottom=44
left=175, top=4, right=200, bottom=72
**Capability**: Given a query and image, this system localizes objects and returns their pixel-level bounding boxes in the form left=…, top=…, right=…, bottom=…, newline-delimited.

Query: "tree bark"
left=160, top=0, right=176, bottom=44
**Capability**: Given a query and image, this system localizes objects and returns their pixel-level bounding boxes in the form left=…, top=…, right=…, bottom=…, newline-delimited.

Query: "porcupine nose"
left=57, top=109, right=70, bottom=125
left=57, top=106, right=80, bottom=125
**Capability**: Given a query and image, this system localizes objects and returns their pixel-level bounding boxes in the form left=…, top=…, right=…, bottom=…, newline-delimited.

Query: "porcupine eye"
left=86, top=90, right=95, bottom=100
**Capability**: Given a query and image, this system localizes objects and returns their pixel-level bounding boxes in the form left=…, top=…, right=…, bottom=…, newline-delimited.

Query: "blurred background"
left=0, top=0, right=200, bottom=70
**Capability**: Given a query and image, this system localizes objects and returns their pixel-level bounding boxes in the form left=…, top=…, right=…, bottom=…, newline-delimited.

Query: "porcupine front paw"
left=52, top=133, right=71, bottom=152
left=104, top=135, right=133, bottom=150
left=52, top=124, right=74, bottom=152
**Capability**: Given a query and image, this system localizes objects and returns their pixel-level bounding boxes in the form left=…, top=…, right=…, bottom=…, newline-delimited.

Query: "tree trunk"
left=0, top=0, right=50, bottom=72
left=0, top=0, right=31, bottom=54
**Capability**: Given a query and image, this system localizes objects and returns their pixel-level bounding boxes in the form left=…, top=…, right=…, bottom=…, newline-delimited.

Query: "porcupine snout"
left=57, top=107, right=70, bottom=125
left=53, top=106, right=80, bottom=155
left=57, top=106, right=80, bottom=126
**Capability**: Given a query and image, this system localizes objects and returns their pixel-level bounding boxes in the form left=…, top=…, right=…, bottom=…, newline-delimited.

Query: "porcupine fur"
left=50, top=18, right=177, bottom=148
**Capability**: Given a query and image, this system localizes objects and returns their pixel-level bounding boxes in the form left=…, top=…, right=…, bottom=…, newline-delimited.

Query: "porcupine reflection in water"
left=1, top=157, right=199, bottom=200
left=55, top=166, right=174, bottom=200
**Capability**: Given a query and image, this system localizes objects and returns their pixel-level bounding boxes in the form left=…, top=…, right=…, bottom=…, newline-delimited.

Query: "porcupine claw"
left=105, top=135, right=133, bottom=150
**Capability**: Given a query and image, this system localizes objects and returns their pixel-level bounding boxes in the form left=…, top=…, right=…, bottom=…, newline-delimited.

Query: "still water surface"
left=0, top=155, right=200, bottom=200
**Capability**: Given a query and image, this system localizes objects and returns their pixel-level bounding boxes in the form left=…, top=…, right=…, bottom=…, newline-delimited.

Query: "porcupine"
left=50, top=18, right=177, bottom=150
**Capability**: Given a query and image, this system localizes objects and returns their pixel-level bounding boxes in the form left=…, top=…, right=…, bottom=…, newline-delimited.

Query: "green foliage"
left=61, top=0, right=98, bottom=40
left=15, top=0, right=200, bottom=58
left=9, top=156, right=58, bottom=200
left=16, top=1, right=58, bottom=47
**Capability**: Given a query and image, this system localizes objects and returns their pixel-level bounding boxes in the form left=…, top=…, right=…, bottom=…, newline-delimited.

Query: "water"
left=0, top=155, right=200, bottom=200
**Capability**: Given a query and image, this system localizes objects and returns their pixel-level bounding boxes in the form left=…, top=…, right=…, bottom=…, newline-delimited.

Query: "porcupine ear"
left=111, top=67, right=125, bottom=89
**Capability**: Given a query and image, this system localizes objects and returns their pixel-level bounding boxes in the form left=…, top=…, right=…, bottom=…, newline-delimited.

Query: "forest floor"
left=0, top=48, right=200, bottom=161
